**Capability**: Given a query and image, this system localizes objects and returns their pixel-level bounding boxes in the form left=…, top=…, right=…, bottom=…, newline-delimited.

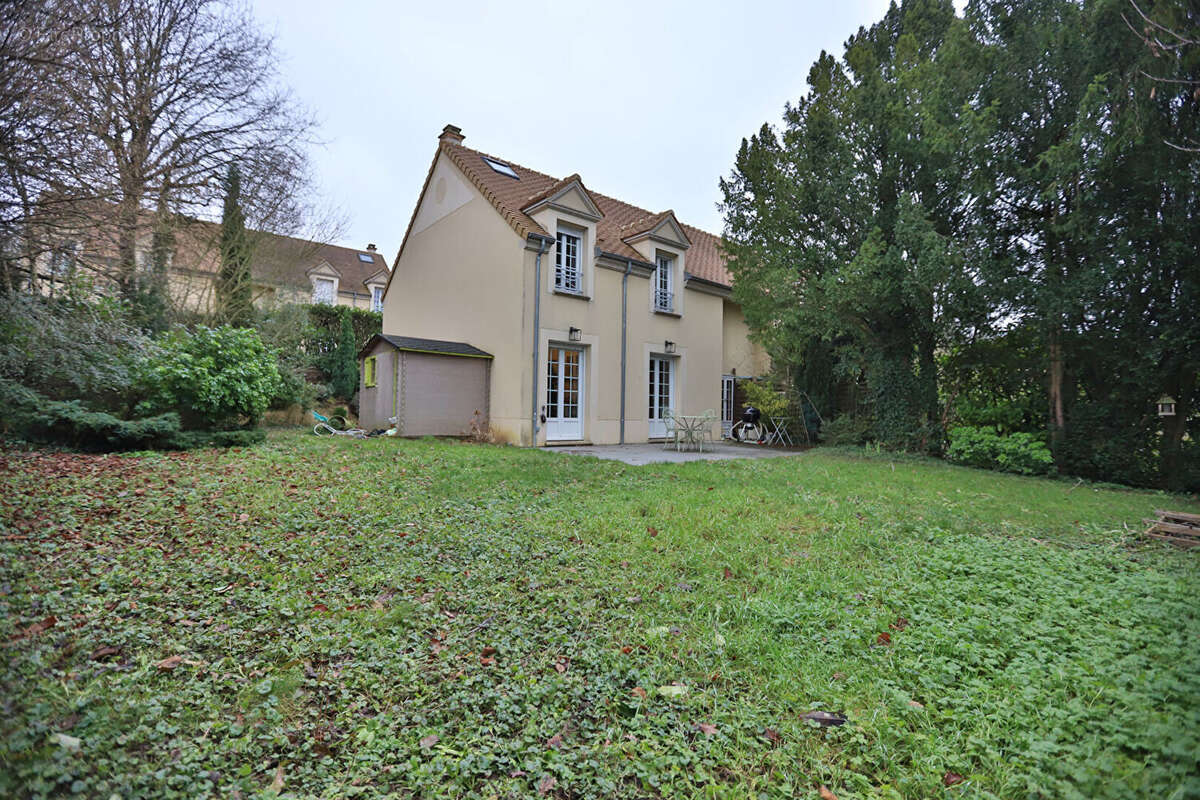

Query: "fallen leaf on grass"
left=696, top=722, right=717, bottom=736
left=647, top=526, right=658, bottom=537
left=723, top=567, right=733, bottom=579
left=269, top=763, right=284, bottom=793
left=819, top=786, right=838, bottom=800
left=909, top=700, right=924, bottom=709
left=237, top=513, right=250, bottom=523
left=13, top=615, right=57, bottom=640
left=419, top=734, right=438, bottom=749
left=630, top=687, right=647, bottom=699
left=657, top=684, right=688, bottom=698
left=90, top=645, right=120, bottom=661
left=537, top=775, right=557, bottom=795
left=943, top=772, right=965, bottom=787
left=762, top=727, right=783, bottom=745
left=155, top=655, right=184, bottom=670
left=545, top=733, right=563, bottom=749
left=876, top=632, right=892, bottom=646
left=890, top=617, right=910, bottom=631
left=553, top=658, right=569, bottom=673
left=800, top=710, right=846, bottom=727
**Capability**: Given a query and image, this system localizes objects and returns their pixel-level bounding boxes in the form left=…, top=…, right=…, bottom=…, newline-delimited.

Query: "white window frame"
left=370, top=285, right=384, bottom=312
left=555, top=227, right=583, bottom=294
left=654, top=254, right=674, bottom=312
left=313, top=277, right=336, bottom=305
left=50, top=241, right=78, bottom=276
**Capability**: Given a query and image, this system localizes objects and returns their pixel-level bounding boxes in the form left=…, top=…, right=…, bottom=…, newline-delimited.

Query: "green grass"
left=1, top=432, right=1198, bottom=799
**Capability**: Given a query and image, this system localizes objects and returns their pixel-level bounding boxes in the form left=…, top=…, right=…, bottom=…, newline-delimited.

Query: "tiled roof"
left=432, top=139, right=731, bottom=287
left=361, top=333, right=493, bottom=360
left=247, top=233, right=389, bottom=290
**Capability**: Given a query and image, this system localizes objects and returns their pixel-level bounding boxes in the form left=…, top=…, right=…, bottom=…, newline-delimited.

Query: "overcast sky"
left=250, top=0, right=898, bottom=261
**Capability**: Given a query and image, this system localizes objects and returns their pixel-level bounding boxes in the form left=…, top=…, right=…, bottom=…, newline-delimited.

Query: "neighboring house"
left=26, top=209, right=389, bottom=313
left=365, top=124, right=769, bottom=444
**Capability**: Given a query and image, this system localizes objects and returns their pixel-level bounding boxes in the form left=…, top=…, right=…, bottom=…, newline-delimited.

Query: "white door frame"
left=544, top=345, right=584, bottom=441
left=721, top=374, right=736, bottom=438
left=647, top=355, right=676, bottom=439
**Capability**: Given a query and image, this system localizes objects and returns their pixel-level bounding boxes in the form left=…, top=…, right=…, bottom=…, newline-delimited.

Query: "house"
left=26, top=207, right=390, bottom=313
left=365, top=125, right=769, bottom=443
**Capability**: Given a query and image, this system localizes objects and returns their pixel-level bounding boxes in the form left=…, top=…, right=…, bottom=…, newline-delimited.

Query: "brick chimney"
left=439, top=124, right=464, bottom=144
left=366, top=243, right=377, bottom=252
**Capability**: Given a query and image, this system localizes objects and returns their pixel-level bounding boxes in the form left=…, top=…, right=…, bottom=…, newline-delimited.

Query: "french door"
left=647, top=356, right=675, bottom=439
left=544, top=346, right=583, bottom=441
left=721, top=375, right=735, bottom=438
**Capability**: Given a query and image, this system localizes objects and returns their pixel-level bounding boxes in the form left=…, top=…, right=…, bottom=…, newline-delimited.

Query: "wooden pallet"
left=1142, top=510, right=1200, bottom=548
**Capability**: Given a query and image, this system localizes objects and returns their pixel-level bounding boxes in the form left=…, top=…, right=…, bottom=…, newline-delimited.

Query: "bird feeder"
left=1157, top=396, right=1177, bottom=417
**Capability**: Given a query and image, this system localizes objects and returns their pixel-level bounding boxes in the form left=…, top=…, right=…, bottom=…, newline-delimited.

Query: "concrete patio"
left=547, top=442, right=806, bottom=466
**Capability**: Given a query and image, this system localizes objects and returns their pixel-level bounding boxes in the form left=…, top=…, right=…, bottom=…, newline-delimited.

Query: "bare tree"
left=4, top=0, right=319, bottom=327
left=0, top=0, right=114, bottom=293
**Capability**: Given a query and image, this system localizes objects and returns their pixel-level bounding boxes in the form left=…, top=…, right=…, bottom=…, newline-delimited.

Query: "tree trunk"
left=1048, top=328, right=1066, bottom=454
left=116, top=192, right=141, bottom=301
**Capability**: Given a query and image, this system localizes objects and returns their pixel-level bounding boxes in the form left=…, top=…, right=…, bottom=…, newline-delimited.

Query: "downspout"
left=619, top=257, right=633, bottom=444
left=528, top=233, right=553, bottom=445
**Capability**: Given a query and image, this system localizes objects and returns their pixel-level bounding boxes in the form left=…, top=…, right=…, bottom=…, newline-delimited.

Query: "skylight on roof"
left=482, top=156, right=518, bottom=179
left=357, top=253, right=374, bottom=263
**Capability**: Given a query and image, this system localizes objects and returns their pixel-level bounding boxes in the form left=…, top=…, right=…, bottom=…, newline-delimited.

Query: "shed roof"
left=360, top=333, right=493, bottom=360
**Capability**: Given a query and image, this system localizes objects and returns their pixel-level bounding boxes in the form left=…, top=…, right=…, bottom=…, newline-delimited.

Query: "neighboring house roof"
left=397, top=132, right=732, bottom=287
left=245, top=233, right=389, bottom=292
left=360, top=333, right=494, bottom=360
left=34, top=199, right=389, bottom=296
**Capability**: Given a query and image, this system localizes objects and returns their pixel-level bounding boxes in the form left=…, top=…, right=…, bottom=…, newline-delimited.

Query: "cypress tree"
left=331, top=309, right=359, bottom=400
left=216, top=163, right=253, bottom=326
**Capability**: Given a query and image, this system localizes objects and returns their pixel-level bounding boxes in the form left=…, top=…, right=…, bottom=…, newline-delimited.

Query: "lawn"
left=2, top=432, right=1198, bottom=799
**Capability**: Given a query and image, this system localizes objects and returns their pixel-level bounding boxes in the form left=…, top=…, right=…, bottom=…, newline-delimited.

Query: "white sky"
left=250, top=0, right=898, bottom=261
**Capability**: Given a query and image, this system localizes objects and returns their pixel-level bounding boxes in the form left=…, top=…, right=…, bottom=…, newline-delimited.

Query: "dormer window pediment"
left=522, top=175, right=604, bottom=223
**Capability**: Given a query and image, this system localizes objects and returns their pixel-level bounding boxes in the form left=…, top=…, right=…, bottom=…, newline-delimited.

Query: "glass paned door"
left=544, top=346, right=583, bottom=441
left=721, top=375, right=735, bottom=437
left=648, top=357, right=675, bottom=439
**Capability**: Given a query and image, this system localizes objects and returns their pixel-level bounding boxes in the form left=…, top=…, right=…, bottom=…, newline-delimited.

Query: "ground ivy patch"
left=1, top=436, right=1197, bottom=798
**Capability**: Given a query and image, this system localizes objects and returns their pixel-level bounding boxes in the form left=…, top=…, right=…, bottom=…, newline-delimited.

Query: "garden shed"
left=358, top=334, right=493, bottom=435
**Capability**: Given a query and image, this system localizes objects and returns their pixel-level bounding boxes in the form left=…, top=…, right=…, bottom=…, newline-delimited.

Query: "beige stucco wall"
left=522, top=242, right=731, bottom=445
left=722, top=300, right=770, bottom=377
left=384, top=151, right=766, bottom=447
left=382, top=152, right=527, bottom=443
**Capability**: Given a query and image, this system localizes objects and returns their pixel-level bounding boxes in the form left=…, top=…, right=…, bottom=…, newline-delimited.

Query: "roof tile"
left=436, top=140, right=731, bottom=287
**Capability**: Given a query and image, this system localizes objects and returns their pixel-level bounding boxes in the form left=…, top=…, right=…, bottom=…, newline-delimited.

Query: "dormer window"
left=313, top=277, right=336, bottom=305
left=370, top=285, right=384, bottom=312
left=555, top=228, right=582, bottom=293
left=654, top=254, right=674, bottom=312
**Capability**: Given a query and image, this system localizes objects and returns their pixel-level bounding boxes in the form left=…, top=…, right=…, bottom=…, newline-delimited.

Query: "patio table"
left=670, top=413, right=716, bottom=453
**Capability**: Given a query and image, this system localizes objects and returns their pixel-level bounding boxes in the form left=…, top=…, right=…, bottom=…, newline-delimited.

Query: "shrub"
left=741, top=380, right=790, bottom=417
left=27, top=403, right=182, bottom=451
left=947, top=426, right=1054, bottom=476
left=136, top=326, right=282, bottom=429
left=821, top=413, right=872, bottom=446
left=163, top=428, right=266, bottom=449
left=0, top=293, right=146, bottom=408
